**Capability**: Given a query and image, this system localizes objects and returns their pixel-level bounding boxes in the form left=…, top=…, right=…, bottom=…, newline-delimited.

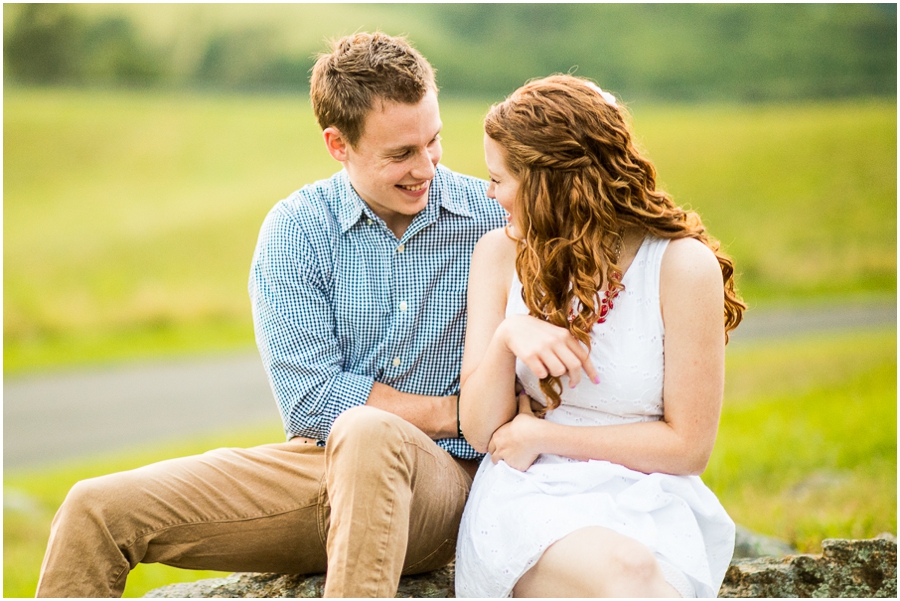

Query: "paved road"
left=4, top=299, right=895, bottom=470
left=4, top=353, right=277, bottom=470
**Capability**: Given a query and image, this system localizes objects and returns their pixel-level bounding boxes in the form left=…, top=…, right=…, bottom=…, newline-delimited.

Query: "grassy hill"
left=3, top=89, right=896, bottom=373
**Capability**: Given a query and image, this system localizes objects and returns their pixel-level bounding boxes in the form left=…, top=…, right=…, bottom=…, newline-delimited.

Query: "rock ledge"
left=145, top=537, right=896, bottom=598
left=720, top=537, right=896, bottom=598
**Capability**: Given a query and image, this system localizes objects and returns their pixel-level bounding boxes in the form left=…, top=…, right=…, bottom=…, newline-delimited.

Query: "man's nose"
left=411, top=147, right=438, bottom=180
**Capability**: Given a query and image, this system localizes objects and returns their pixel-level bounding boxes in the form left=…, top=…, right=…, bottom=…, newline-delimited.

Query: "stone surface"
left=145, top=538, right=896, bottom=598
left=144, top=565, right=456, bottom=598
left=718, top=538, right=897, bottom=598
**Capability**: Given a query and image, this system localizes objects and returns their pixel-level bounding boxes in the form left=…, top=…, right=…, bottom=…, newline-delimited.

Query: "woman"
left=455, top=75, right=745, bottom=598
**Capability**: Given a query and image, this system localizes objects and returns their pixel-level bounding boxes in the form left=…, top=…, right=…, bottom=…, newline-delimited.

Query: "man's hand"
left=488, top=393, right=545, bottom=471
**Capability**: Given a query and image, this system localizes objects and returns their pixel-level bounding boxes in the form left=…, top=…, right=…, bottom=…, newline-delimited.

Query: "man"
left=36, top=32, right=506, bottom=597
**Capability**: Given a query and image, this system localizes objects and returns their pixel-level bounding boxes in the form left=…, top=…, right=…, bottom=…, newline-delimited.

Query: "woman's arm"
left=488, top=237, right=726, bottom=475
left=458, top=229, right=518, bottom=452
left=460, top=229, right=601, bottom=452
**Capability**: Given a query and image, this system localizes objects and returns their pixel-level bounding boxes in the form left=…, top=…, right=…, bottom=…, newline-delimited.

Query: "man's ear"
left=323, top=127, right=349, bottom=162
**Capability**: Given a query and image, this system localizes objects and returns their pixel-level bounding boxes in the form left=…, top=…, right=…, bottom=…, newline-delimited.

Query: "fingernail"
left=593, top=376, right=601, bottom=384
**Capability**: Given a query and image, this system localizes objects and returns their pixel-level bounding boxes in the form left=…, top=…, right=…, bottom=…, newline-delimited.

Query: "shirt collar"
left=434, top=165, right=475, bottom=219
left=336, top=165, right=474, bottom=234
left=335, top=170, right=368, bottom=233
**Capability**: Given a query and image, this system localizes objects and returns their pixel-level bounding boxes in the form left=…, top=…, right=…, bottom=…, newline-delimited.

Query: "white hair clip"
left=584, top=81, right=617, bottom=107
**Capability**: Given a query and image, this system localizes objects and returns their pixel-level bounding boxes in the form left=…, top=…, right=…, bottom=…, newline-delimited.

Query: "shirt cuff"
left=321, top=372, right=375, bottom=438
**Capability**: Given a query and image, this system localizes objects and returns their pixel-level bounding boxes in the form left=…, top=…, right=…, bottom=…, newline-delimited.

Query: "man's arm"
left=367, top=383, right=457, bottom=440
left=250, top=199, right=459, bottom=442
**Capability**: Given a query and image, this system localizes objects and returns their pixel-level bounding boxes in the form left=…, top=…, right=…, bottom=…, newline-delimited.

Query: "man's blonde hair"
left=310, top=32, right=437, bottom=148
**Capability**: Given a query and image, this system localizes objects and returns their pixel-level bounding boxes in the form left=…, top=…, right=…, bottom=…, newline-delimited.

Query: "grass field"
left=4, top=326, right=895, bottom=597
left=4, top=88, right=896, bottom=373
left=710, top=328, right=897, bottom=551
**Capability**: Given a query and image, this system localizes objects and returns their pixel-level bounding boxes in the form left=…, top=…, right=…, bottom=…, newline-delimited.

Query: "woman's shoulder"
left=659, top=237, right=723, bottom=301
left=473, top=226, right=517, bottom=263
left=470, top=227, right=517, bottom=288
left=661, top=237, right=719, bottom=273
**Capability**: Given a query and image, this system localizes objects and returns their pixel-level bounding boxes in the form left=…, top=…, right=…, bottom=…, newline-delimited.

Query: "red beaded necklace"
left=568, top=230, right=624, bottom=326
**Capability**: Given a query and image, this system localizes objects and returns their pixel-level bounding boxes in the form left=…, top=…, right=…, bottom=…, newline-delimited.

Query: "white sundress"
left=455, top=236, right=734, bottom=598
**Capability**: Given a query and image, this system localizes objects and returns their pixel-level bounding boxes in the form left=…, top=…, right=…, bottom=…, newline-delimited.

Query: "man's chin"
left=392, top=192, right=430, bottom=214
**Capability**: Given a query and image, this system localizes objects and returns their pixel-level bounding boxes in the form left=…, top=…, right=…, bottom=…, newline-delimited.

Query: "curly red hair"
left=484, top=75, right=745, bottom=413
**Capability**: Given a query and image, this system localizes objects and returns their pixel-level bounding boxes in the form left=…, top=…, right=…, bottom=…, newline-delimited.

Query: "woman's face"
left=483, top=134, right=520, bottom=224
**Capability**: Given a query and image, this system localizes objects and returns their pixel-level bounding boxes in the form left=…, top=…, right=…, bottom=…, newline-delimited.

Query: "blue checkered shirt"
left=250, top=165, right=507, bottom=459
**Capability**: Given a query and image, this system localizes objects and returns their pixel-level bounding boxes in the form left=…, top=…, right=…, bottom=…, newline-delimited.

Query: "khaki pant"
left=36, top=406, right=475, bottom=597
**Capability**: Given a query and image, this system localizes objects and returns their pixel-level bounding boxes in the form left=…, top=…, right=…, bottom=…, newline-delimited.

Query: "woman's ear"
left=322, top=127, right=349, bottom=162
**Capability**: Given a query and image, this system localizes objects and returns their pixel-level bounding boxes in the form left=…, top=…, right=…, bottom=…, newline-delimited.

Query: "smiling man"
left=322, top=88, right=442, bottom=237
left=36, top=33, right=506, bottom=598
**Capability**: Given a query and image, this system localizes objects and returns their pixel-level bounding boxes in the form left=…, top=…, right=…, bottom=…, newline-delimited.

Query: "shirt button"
left=396, top=244, right=405, bottom=253
left=366, top=218, right=373, bottom=226
left=399, top=301, right=407, bottom=312
left=392, top=357, right=401, bottom=367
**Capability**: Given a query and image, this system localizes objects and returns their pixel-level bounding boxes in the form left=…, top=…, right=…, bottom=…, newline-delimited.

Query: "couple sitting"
left=37, top=32, right=744, bottom=598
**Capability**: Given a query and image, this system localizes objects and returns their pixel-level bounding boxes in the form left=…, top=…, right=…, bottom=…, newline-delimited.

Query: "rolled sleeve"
left=322, top=371, right=374, bottom=435
left=250, top=202, right=369, bottom=441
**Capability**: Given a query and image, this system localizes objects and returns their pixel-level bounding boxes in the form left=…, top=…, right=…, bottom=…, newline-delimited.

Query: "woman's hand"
left=501, top=314, right=599, bottom=389
left=488, top=393, right=546, bottom=471
left=515, top=379, right=546, bottom=416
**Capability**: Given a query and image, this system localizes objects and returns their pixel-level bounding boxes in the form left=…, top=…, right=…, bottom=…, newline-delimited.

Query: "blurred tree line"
left=4, top=3, right=896, bottom=101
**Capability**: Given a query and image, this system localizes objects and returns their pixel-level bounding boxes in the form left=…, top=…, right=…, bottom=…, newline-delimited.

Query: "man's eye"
left=392, top=151, right=412, bottom=160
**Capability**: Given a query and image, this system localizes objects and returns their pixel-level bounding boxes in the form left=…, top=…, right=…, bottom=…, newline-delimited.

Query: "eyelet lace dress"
left=455, top=236, right=734, bottom=598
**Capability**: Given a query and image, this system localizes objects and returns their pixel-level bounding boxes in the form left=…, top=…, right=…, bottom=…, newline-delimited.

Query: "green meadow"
left=711, top=328, right=897, bottom=551
left=3, top=88, right=897, bottom=596
left=4, top=88, right=896, bottom=373
left=5, top=327, right=895, bottom=597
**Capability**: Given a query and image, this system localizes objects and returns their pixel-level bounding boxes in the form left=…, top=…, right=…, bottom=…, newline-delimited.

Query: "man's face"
left=339, top=90, right=443, bottom=236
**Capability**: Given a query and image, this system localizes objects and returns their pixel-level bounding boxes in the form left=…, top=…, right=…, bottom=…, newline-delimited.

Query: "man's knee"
left=330, top=406, right=408, bottom=447
left=55, top=471, right=145, bottom=542
left=328, top=406, right=413, bottom=469
left=48, top=476, right=121, bottom=553
left=60, top=475, right=118, bottom=520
